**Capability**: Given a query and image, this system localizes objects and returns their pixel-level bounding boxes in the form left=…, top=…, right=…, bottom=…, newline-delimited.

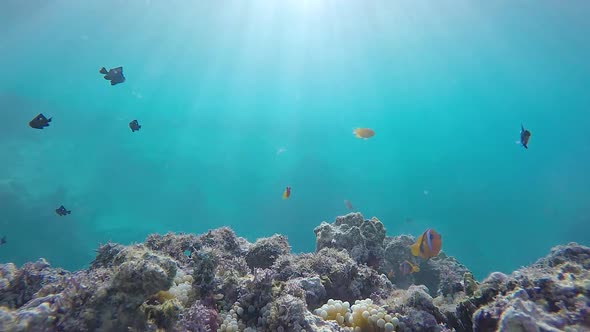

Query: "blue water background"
left=1, top=1, right=589, bottom=279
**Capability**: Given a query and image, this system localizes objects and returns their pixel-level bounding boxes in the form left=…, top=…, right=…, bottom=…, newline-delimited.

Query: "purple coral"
left=178, top=301, right=219, bottom=332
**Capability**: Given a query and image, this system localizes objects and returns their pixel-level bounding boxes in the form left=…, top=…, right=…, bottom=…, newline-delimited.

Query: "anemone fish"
left=399, top=260, right=420, bottom=275
left=520, top=124, right=531, bottom=149
left=282, top=186, right=291, bottom=199
left=410, top=228, right=442, bottom=259
left=353, top=128, right=375, bottom=139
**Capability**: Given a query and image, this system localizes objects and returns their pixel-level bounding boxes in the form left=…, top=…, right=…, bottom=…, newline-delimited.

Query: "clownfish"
left=399, top=260, right=420, bottom=275
left=282, top=186, right=291, bottom=199
left=410, top=228, right=442, bottom=259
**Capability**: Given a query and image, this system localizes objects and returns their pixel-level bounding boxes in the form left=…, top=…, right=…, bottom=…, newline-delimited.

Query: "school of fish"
left=13, top=65, right=533, bottom=264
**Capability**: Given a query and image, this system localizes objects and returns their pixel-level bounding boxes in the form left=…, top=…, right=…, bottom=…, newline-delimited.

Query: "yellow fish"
left=353, top=128, right=375, bottom=139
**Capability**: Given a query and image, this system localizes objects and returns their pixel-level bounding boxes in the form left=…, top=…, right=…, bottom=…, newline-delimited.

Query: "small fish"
left=399, top=260, right=420, bottom=275
left=0, top=236, right=6, bottom=246
left=29, top=113, right=52, bottom=129
left=387, top=270, right=395, bottom=279
left=276, top=147, right=287, bottom=155
left=282, top=186, right=291, bottom=199
left=405, top=217, right=414, bottom=224
left=56, top=205, right=71, bottom=216
left=129, top=120, right=141, bottom=132
left=520, top=124, right=531, bottom=149
left=410, top=228, right=442, bottom=259
left=99, top=66, right=125, bottom=86
left=344, top=199, right=353, bottom=210
left=353, top=128, right=375, bottom=139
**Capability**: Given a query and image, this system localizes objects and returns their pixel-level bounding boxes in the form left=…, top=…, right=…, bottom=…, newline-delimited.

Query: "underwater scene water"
left=1, top=0, right=589, bottom=282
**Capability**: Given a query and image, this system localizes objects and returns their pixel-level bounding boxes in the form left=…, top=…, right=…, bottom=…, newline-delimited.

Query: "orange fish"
left=282, top=186, right=291, bottom=199
left=410, top=228, right=442, bottom=259
left=353, top=128, right=375, bottom=139
left=399, top=260, right=420, bottom=275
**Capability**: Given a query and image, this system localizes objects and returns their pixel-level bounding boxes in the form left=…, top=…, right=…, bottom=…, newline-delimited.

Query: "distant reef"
left=1, top=213, right=589, bottom=331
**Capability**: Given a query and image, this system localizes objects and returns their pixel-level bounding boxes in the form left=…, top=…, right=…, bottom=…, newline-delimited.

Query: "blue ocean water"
left=1, top=1, right=589, bottom=279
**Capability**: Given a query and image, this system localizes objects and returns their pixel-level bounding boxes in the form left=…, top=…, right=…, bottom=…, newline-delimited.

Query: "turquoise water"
left=1, top=1, right=589, bottom=279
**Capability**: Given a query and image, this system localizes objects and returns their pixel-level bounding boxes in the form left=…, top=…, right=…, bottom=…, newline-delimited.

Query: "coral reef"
left=0, top=214, right=588, bottom=332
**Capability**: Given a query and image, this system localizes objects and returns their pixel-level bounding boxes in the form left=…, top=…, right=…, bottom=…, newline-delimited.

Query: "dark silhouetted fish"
left=0, top=236, right=5, bottom=246
left=29, top=113, right=52, bottom=129
left=56, top=205, right=71, bottom=216
left=129, top=120, right=141, bottom=132
left=99, top=66, right=125, bottom=85
left=344, top=199, right=353, bottom=210
left=520, top=124, right=531, bottom=149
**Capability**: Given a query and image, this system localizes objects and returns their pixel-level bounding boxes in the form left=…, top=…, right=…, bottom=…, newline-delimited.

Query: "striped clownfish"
left=399, top=260, right=420, bottom=275
left=282, top=186, right=291, bottom=199
left=410, top=228, right=442, bottom=259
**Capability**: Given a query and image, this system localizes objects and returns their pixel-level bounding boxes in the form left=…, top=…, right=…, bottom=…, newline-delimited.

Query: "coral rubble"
left=0, top=213, right=588, bottom=332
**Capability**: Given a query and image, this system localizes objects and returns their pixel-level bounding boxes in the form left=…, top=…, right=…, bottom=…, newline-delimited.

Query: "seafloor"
left=1, top=213, right=589, bottom=332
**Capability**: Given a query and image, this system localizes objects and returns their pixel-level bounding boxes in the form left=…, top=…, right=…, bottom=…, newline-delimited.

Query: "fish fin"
left=138, top=125, right=141, bottom=129
left=110, top=80, right=116, bottom=85
left=99, top=67, right=108, bottom=74
left=410, top=242, right=421, bottom=257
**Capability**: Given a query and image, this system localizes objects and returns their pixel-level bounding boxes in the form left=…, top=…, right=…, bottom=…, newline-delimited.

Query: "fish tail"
left=410, top=242, right=420, bottom=257
left=99, top=67, right=108, bottom=74
left=47, top=117, right=52, bottom=123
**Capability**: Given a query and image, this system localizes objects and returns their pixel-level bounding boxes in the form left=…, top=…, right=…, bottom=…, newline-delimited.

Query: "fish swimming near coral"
left=129, top=119, right=141, bottom=132
left=520, top=123, right=531, bottom=149
left=55, top=205, right=71, bottom=216
left=29, top=113, right=52, bottom=129
left=344, top=199, right=353, bottom=210
left=410, top=228, right=442, bottom=259
left=352, top=128, right=375, bottom=139
left=99, top=66, right=125, bottom=85
left=282, top=186, right=291, bottom=199
left=399, top=260, right=420, bottom=275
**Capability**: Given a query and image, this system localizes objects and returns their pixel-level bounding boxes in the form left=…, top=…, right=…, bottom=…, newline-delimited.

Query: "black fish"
left=0, top=236, right=6, bottom=246
left=99, top=66, right=125, bottom=85
left=29, top=113, right=52, bottom=129
left=520, top=124, right=531, bottom=149
left=129, top=119, right=141, bottom=132
left=56, top=205, right=71, bottom=216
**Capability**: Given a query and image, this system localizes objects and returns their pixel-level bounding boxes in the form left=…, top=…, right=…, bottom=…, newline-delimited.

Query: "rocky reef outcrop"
left=0, top=213, right=588, bottom=332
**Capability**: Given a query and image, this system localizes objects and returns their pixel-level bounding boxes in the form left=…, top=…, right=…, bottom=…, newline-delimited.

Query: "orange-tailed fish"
left=399, top=260, right=420, bottom=275
left=410, top=228, right=442, bottom=259
left=344, top=199, right=353, bottom=210
left=282, top=186, right=291, bottom=199
left=352, top=128, right=375, bottom=139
